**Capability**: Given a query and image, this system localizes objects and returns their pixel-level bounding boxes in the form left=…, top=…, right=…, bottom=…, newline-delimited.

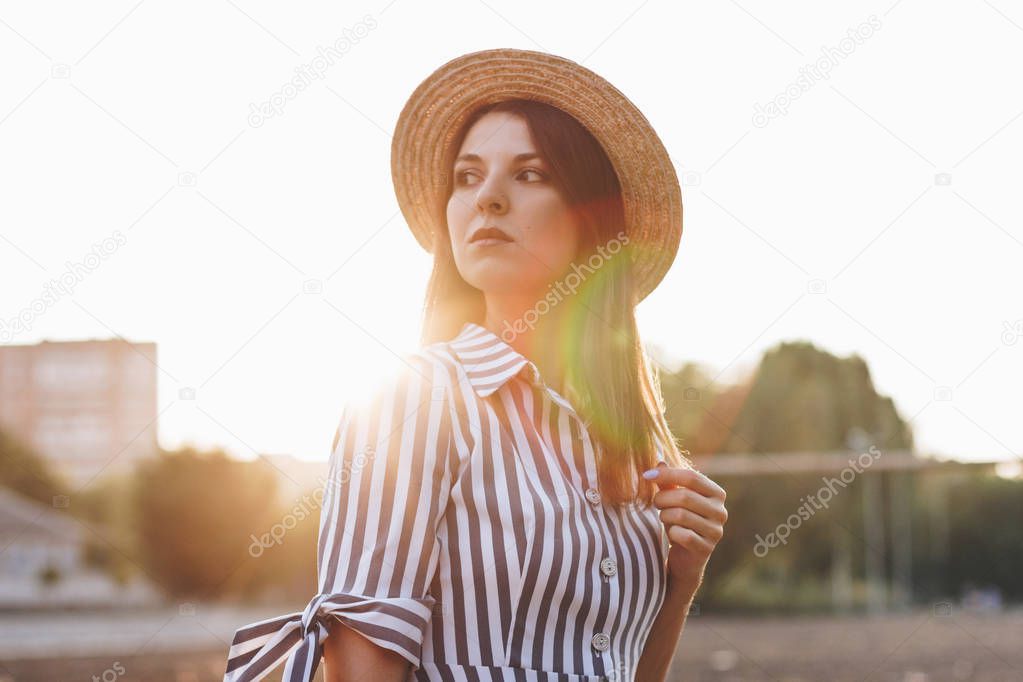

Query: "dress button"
left=600, top=557, right=617, bottom=577
left=605, top=669, right=619, bottom=681
left=585, top=487, right=601, bottom=505
left=591, top=632, right=610, bottom=652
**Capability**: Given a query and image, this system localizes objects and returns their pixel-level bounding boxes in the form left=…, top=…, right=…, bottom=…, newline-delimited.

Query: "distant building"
left=0, top=338, right=159, bottom=486
left=0, top=486, right=159, bottom=608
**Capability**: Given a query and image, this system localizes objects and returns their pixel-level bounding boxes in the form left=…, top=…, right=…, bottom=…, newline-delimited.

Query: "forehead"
left=457, top=110, right=536, bottom=157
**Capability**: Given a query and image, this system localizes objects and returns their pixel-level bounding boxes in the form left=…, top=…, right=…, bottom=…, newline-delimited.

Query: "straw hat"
left=390, top=47, right=682, bottom=303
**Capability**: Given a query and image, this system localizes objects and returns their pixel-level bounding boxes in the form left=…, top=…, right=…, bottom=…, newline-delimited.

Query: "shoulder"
left=329, top=339, right=478, bottom=454
left=329, top=351, right=460, bottom=465
left=380, top=344, right=466, bottom=403
left=334, top=346, right=463, bottom=432
left=346, top=347, right=452, bottom=400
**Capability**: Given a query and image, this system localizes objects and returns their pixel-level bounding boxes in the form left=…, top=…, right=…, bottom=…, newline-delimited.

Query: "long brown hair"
left=419, top=98, right=690, bottom=508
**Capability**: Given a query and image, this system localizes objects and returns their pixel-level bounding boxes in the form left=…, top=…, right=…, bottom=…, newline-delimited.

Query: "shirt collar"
left=448, top=322, right=544, bottom=398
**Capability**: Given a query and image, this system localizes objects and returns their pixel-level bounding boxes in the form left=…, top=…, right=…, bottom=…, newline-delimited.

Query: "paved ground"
left=0, top=605, right=1019, bottom=681
left=667, top=607, right=1022, bottom=681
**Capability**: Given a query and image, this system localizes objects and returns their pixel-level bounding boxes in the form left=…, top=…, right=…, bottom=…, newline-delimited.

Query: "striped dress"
left=224, top=321, right=670, bottom=682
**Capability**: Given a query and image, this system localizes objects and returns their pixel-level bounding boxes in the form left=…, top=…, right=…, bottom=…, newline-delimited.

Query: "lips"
left=469, top=226, right=514, bottom=243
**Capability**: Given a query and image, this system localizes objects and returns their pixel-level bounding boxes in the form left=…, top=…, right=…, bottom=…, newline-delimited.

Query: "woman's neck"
left=482, top=297, right=568, bottom=393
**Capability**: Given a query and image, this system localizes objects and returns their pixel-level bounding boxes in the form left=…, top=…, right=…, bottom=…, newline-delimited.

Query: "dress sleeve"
left=223, top=358, right=455, bottom=682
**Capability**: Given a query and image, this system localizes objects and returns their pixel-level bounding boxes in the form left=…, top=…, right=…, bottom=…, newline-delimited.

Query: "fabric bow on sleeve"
left=225, top=358, right=454, bottom=681
left=223, top=591, right=435, bottom=682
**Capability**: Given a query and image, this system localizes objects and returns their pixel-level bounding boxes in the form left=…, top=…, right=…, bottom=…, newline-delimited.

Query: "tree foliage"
left=660, top=340, right=914, bottom=454
left=0, top=427, right=69, bottom=504
left=134, top=446, right=280, bottom=599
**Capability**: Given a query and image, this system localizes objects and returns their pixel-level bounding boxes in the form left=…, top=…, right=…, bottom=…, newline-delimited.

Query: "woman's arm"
left=633, top=574, right=698, bottom=681
left=635, top=463, right=728, bottom=681
left=322, top=619, right=411, bottom=682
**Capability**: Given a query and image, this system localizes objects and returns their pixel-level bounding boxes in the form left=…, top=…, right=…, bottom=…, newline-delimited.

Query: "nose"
left=474, top=177, right=508, bottom=215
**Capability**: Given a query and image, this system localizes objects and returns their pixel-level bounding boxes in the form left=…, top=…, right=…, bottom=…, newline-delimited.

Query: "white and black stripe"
left=224, top=322, right=669, bottom=682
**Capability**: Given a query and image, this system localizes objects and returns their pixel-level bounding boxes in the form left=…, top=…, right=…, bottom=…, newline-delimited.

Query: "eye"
left=454, top=167, right=547, bottom=186
left=454, top=169, right=481, bottom=186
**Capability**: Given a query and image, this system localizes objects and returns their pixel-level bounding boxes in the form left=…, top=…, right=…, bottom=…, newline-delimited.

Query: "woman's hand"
left=645, top=463, right=728, bottom=591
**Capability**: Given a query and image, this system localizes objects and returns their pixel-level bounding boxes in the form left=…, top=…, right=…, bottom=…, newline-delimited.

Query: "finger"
left=653, top=487, right=727, bottom=523
left=659, top=507, right=724, bottom=542
left=643, top=465, right=725, bottom=499
left=648, top=461, right=677, bottom=490
left=666, top=525, right=714, bottom=553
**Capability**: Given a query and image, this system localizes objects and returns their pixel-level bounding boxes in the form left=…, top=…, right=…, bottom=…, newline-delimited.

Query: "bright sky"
left=2, top=1, right=1020, bottom=465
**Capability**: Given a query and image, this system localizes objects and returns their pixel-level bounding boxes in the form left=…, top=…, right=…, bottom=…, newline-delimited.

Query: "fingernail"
left=642, top=468, right=660, bottom=480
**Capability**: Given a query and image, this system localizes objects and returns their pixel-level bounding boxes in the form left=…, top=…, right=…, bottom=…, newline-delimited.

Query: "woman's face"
left=446, top=111, right=581, bottom=301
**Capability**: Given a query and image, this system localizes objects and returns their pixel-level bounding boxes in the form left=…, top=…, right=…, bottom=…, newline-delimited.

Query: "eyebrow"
left=454, top=152, right=545, bottom=165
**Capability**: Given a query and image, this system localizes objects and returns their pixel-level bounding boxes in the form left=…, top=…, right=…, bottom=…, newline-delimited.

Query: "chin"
left=466, top=271, right=543, bottom=297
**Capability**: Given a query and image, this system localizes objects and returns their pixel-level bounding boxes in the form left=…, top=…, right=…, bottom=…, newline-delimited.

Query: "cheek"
left=522, top=197, right=580, bottom=263
left=446, top=195, right=471, bottom=240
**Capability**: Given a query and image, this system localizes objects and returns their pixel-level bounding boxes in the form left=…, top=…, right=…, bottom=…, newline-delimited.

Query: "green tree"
left=0, top=427, right=69, bottom=504
left=720, top=341, right=912, bottom=454
left=659, top=341, right=913, bottom=455
left=944, top=475, right=1023, bottom=600
left=76, top=473, right=141, bottom=585
left=134, top=446, right=280, bottom=600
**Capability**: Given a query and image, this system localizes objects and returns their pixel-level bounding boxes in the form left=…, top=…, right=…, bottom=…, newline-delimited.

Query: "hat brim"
left=390, top=47, right=682, bottom=303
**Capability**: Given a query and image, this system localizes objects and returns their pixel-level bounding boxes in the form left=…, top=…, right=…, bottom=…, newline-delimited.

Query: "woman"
left=224, top=48, right=728, bottom=682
